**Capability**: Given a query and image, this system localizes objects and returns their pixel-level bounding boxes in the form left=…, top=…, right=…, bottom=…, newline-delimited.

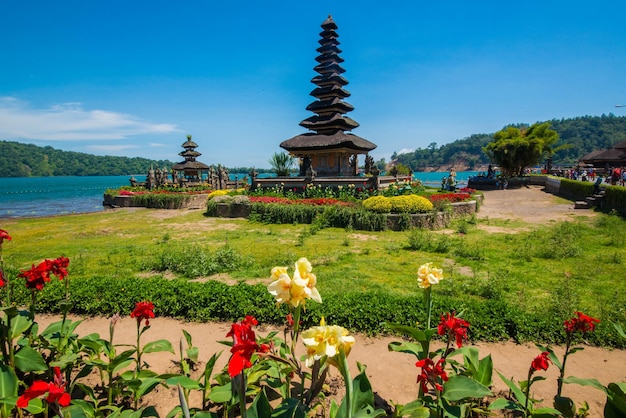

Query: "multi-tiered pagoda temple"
left=280, top=15, right=377, bottom=177
left=171, top=135, right=210, bottom=184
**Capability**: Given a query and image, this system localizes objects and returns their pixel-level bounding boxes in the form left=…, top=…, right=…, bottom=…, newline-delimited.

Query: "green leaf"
left=476, top=353, right=493, bottom=387
left=0, top=364, right=19, bottom=418
left=9, top=310, right=33, bottom=339
left=165, top=375, right=201, bottom=390
left=488, top=398, right=523, bottom=411
left=387, top=341, right=423, bottom=358
left=442, top=375, right=492, bottom=402
left=135, top=377, right=162, bottom=398
left=271, top=398, right=308, bottom=418
left=605, top=382, right=626, bottom=418
left=207, top=383, right=232, bottom=404
left=248, top=389, right=271, bottom=418
left=562, top=376, right=606, bottom=392
left=142, top=339, right=175, bottom=354
left=14, top=345, right=48, bottom=372
left=612, top=322, right=626, bottom=339
left=496, top=371, right=527, bottom=406
left=530, top=406, right=562, bottom=416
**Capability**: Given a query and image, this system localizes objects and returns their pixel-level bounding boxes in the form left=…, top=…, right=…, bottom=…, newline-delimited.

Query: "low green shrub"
left=389, top=194, right=434, bottom=213
left=8, top=276, right=623, bottom=347
left=130, top=193, right=191, bottom=209
left=362, top=196, right=392, bottom=213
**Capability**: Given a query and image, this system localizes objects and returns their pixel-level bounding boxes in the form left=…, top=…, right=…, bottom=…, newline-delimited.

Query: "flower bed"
left=1, top=228, right=624, bottom=418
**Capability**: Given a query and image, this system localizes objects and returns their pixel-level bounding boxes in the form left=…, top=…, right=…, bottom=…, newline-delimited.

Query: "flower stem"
left=424, top=287, right=433, bottom=329
left=557, top=335, right=572, bottom=397
left=524, top=368, right=533, bottom=417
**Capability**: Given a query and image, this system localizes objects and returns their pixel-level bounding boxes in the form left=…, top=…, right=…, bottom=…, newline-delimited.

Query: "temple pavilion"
left=171, top=135, right=210, bottom=184
left=280, top=15, right=377, bottom=177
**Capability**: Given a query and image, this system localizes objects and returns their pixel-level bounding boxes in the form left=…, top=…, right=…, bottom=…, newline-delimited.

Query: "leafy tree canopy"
left=483, top=122, right=558, bottom=177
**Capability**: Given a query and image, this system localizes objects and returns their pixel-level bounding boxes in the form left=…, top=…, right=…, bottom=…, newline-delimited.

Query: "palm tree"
left=268, top=152, right=295, bottom=176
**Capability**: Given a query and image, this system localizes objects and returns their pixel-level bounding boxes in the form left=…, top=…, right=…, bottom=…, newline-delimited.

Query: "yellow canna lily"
left=302, top=318, right=355, bottom=368
left=417, top=262, right=444, bottom=289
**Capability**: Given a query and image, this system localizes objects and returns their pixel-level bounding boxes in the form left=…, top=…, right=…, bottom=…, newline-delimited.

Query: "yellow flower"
left=267, top=266, right=292, bottom=305
left=267, top=258, right=322, bottom=308
left=301, top=318, right=355, bottom=368
left=417, top=262, right=443, bottom=289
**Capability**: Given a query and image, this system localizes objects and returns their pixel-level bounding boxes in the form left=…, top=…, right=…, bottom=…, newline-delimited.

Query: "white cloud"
left=0, top=97, right=179, bottom=141
left=86, top=144, right=140, bottom=152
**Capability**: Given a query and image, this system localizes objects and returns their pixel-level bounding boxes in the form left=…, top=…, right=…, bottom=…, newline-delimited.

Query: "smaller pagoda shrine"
left=280, top=15, right=377, bottom=177
left=171, top=135, right=210, bottom=185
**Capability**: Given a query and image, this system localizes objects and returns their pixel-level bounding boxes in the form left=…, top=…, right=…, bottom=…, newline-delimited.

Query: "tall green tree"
left=483, top=122, right=559, bottom=177
left=268, top=152, right=295, bottom=176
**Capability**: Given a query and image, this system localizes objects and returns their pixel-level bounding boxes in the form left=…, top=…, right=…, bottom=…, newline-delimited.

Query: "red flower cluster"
left=0, top=228, right=12, bottom=244
left=458, top=187, right=476, bottom=194
left=437, top=312, right=470, bottom=348
left=18, top=256, right=70, bottom=291
left=130, top=301, right=155, bottom=326
left=226, top=315, right=269, bottom=378
left=564, top=311, right=600, bottom=334
left=416, top=358, right=448, bottom=393
left=249, top=196, right=350, bottom=206
left=0, top=270, right=5, bottom=288
left=17, top=367, right=70, bottom=408
left=429, top=193, right=472, bottom=203
left=531, top=351, right=551, bottom=372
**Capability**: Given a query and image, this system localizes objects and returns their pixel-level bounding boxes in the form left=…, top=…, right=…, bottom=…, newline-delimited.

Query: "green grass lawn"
left=2, top=206, right=625, bottom=346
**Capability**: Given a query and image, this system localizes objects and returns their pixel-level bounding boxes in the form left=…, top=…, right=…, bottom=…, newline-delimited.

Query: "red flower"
left=226, top=316, right=269, bottom=377
left=531, top=351, right=551, bottom=372
left=18, top=257, right=71, bottom=290
left=0, top=228, right=11, bottom=244
left=18, top=262, right=52, bottom=290
left=17, top=367, right=71, bottom=408
left=49, top=257, right=70, bottom=281
left=437, top=312, right=470, bottom=348
left=130, top=301, right=155, bottom=326
left=0, top=270, right=6, bottom=288
left=416, top=358, right=448, bottom=393
left=564, top=311, right=600, bottom=334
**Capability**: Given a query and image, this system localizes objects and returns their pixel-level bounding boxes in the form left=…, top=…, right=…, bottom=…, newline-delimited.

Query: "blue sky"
left=1, top=1, right=625, bottom=168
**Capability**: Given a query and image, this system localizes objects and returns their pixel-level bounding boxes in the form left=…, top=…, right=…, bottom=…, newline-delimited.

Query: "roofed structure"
left=280, top=15, right=376, bottom=177
left=580, top=140, right=626, bottom=169
left=172, top=135, right=210, bottom=184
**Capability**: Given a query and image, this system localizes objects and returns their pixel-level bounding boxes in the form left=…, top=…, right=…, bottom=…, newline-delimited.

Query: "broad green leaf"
left=562, top=376, right=606, bottom=392
left=605, top=382, right=626, bottom=418
left=207, top=383, right=232, bottom=403
left=142, top=339, right=175, bottom=354
left=488, top=398, right=523, bottom=411
left=442, top=375, right=492, bottom=402
left=476, top=353, right=493, bottom=387
left=135, top=377, right=162, bottom=399
left=9, top=310, right=32, bottom=339
left=496, top=371, right=527, bottom=406
left=387, top=341, right=423, bottom=358
left=165, top=375, right=201, bottom=390
left=613, top=322, right=626, bottom=339
left=14, top=345, right=48, bottom=372
left=530, top=406, right=562, bottom=416
left=271, top=398, right=308, bottom=418
left=0, top=364, right=19, bottom=418
left=182, top=329, right=193, bottom=346
left=553, top=395, right=576, bottom=418
left=177, top=385, right=190, bottom=418
left=65, top=401, right=96, bottom=418
left=248, top=389, right=271, bottom=418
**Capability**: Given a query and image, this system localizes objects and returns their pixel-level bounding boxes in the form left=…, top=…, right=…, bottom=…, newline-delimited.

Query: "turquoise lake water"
left=0, top=171, right=478, bottom=219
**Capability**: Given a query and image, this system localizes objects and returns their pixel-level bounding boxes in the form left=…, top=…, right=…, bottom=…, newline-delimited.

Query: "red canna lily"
left=17, top=367, right=70, bottom=408
left=130, top=301, right=155, bottom=326
left=437, top=312, right=470, bottom=348
left=531, top=351, right=551, bottom=372
left=0, top=270, right=6, bottom=288
left=0, top=228, right=11, bottom=243
left=18, top=257, right=71, bottom=291
left=564, top=311, right=600, bottom=334
left=226, top=316, right=269, bottom=377
left=416, top=357, right=448, bottom=393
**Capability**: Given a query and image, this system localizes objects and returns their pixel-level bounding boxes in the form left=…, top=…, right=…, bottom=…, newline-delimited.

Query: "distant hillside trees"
left=483, top=122, right=559, bottom=177
left=391, top=114, right=626, bottom=170
left=0, top=141, right=174, bottom=177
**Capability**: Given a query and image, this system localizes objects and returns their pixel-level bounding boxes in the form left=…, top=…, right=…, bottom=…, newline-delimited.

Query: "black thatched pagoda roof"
left=281, top=15, right=376, bottom=154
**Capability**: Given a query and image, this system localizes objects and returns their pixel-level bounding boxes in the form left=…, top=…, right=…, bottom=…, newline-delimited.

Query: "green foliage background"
left=0, top=140, right=173, bottom=177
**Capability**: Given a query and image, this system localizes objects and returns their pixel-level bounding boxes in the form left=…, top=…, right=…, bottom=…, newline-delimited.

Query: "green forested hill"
left=0, top=141, right=174, bottom=177
left=392, top=114, right=626, bottom=170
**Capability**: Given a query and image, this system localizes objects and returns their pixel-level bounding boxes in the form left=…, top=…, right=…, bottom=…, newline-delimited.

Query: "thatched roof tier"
left=172, top=161, right=210, bottom=170
left=300, top=114, right=359, bottom=132
left=311, top=74, right=348, bottom=86
left=316, top=44, right=342, bottom=55
left=281, top=132, right=376, bottom=153
left=306, top=98, right=354, bottom=113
